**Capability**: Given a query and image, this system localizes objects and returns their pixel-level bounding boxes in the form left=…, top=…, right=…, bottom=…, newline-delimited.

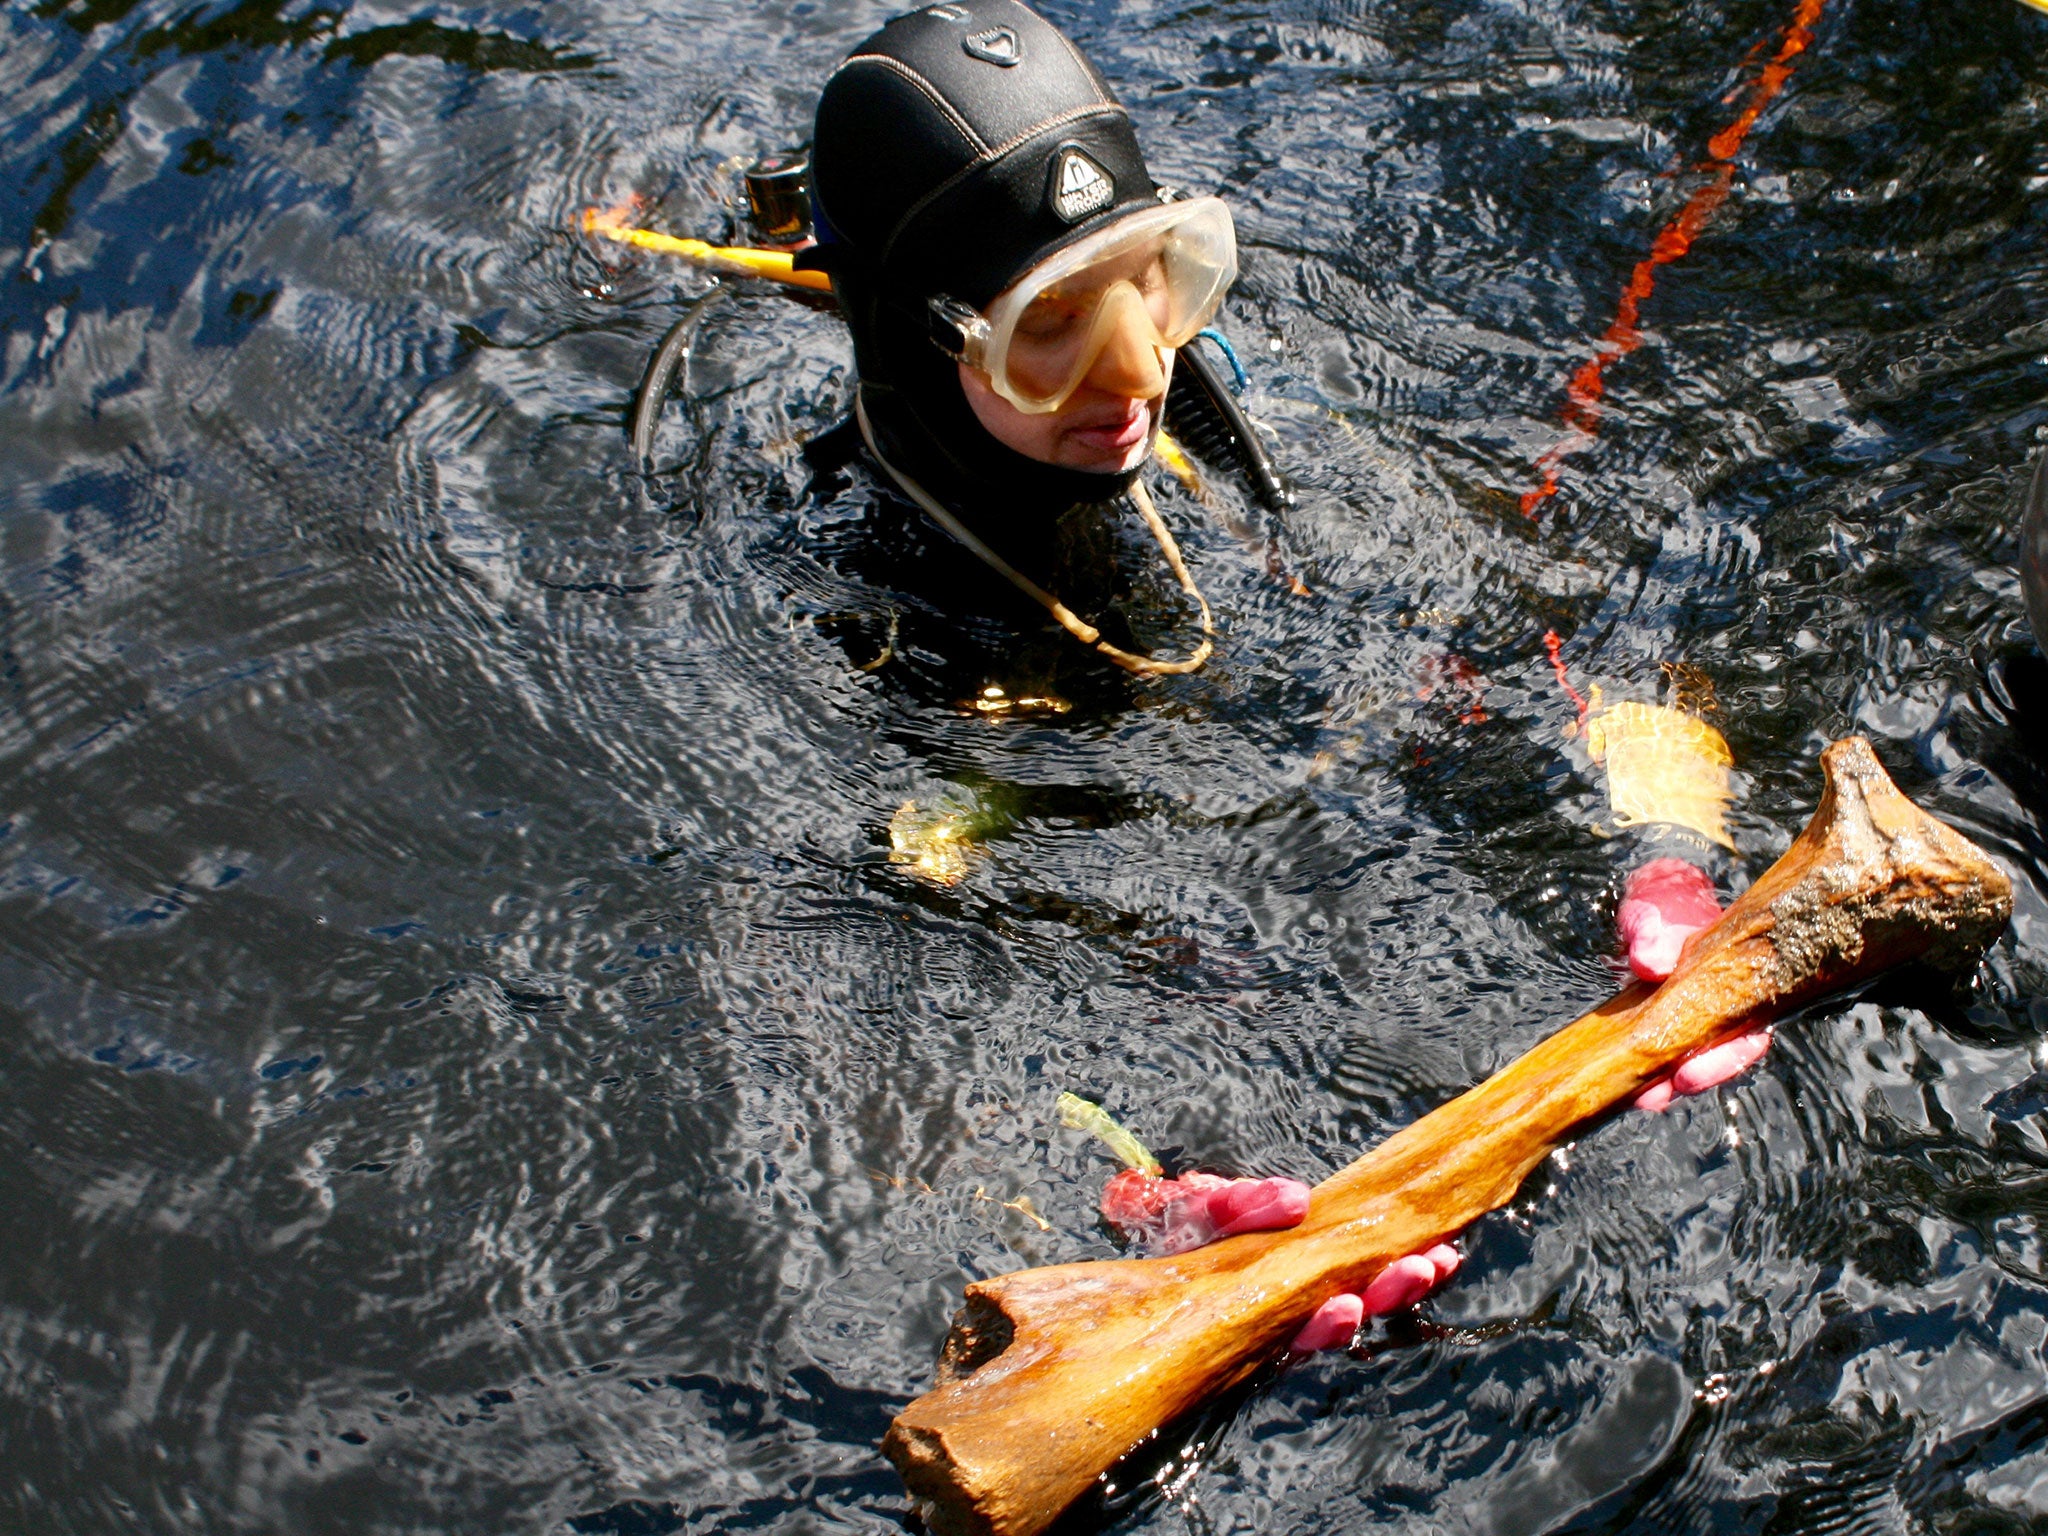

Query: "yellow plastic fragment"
left=888, top=798, right=981, bottom=886
left=1056, top=1092, right=1162, bottom=1176
left=963, top=684, right=1072, bottom=718
left=1584, top=701, right=1735, bottom=849
left=974, top=1187, right=1053, bottom=1231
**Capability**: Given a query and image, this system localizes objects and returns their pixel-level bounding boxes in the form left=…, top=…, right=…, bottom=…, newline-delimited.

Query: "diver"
left=787, top=0, right=1275, bottom=702
left=782, top=0, right=1767, bottom=1351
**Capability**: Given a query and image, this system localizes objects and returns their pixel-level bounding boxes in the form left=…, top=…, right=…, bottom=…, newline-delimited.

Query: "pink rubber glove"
left=1101, top=1171, right=1459, bottom=1352
left=1099, top=1169, right=1309, bottom=1255
left=1290, top=1242, right=1463, bottom=1351
left=1617, top=858, right=1773, bottom=1112
left=1617, top=857, right=1723, bottom=981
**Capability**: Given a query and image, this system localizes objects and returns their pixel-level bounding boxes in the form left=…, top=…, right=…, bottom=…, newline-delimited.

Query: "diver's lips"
left=1064, top=401, right=1151, bottom=455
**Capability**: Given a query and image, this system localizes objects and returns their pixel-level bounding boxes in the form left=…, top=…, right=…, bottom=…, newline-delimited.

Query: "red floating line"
left=1544, top=629, right=1591, bottom=725
left=1521, top=0, right=1827, bottom=519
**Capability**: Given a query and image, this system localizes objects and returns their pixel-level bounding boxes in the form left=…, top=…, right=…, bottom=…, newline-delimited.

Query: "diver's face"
left=957, top=301, right=1172, bottom=474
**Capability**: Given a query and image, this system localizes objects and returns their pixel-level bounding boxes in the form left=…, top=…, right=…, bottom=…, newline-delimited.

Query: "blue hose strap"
left=1194, top=328, right=1248, bottom=393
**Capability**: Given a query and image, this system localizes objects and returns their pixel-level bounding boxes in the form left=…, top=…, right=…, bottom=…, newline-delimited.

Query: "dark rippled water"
left=6, top=0, right=2048, bottom=1530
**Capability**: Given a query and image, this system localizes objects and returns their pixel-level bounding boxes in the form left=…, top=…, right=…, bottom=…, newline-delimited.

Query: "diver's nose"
left=1084, top=289, right=1168, bottom=399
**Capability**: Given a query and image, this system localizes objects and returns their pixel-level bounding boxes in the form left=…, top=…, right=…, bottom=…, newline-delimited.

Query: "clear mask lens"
left=947, top=198, right=1238, bottom=414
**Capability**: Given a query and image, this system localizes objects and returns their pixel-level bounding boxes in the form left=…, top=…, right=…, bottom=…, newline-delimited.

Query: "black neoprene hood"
left=806, top=0, right=1159, bottom=310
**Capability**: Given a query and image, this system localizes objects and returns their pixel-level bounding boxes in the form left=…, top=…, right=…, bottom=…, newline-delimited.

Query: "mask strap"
left=854, top=391, right=1213, bottom=677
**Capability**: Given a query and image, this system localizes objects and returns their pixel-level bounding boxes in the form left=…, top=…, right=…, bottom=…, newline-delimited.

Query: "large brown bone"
left=884, top=738, right=2012, bottom=1536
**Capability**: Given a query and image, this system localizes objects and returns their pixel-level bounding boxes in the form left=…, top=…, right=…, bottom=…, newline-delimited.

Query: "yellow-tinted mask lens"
left=972, top=198, right=1237, bottom=413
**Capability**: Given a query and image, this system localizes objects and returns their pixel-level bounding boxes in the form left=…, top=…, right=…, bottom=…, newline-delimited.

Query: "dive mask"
left=927, top=197, right=1238, bottom=414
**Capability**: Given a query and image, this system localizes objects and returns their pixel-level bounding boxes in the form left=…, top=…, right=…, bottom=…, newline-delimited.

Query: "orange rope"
left=1544, top=629, right=1592, bottom=725
left=1521, top=0, right=1827, bottom=518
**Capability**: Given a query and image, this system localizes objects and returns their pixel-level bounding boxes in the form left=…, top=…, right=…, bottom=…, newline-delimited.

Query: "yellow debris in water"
left=2021, top=0, right=2047, bottom=14
left=973, top=1187, right=1053, bottom=1231
left=962, top=684, right=1072, bottom=718
left=1056, top=1092, right=1162, bottom=1175
left=889, top=798, right=980, bottom=886
left=1660, top=660, right=1719, bottom=720
left=1585, top=701, right=1735, bottom=849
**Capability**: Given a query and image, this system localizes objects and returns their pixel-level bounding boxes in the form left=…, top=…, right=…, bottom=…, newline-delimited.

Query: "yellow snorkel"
left=580, top=203, right=834, bottom=293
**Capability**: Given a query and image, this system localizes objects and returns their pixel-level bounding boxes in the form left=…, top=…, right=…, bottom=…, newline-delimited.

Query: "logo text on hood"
left=1048, top=146, right=1114, bottom=223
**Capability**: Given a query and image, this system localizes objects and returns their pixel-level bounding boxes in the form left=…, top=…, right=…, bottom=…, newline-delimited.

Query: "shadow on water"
left=1, top=0, right=2047, bottom=1532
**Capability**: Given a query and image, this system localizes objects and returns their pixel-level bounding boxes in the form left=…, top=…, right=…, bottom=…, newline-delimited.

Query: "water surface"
left=4, top=0, right=2048, bottom=1532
